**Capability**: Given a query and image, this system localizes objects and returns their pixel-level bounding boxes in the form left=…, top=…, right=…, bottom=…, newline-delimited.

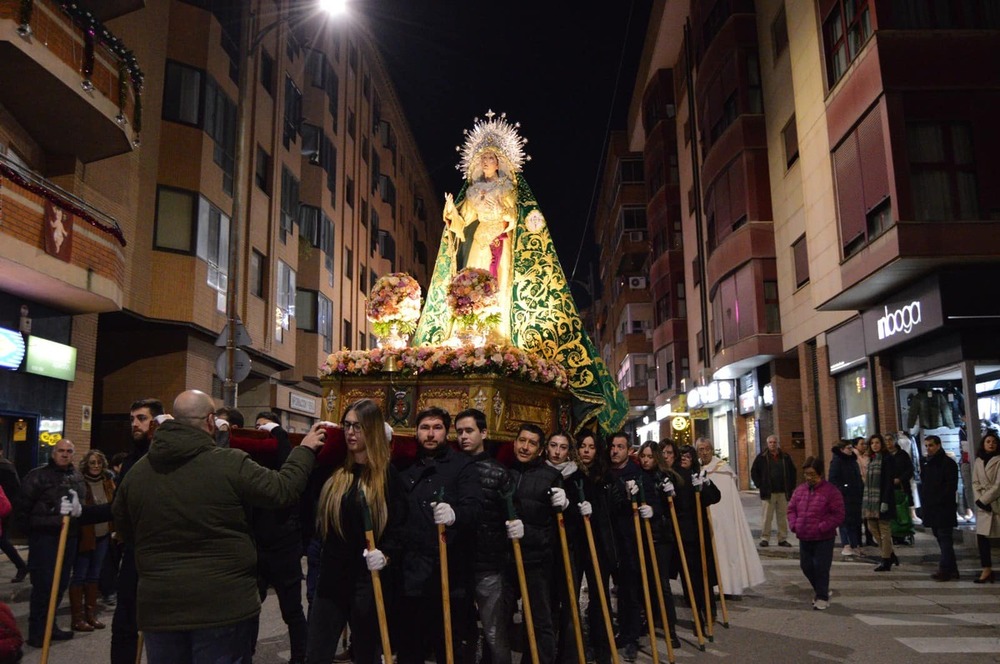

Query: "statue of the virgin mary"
left=412, top=111, right=627, bottom=433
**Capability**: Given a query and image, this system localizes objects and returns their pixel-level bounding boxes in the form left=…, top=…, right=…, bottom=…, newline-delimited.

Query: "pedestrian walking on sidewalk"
left=0, top=450, right=27, bottom=583
left=750, top=435, right=796, bottom=548
left=787, top=456, right=844, bottom=610
left=862, top=435, right=898, bottom=572
left=918, top=435, right=959, bottom=581
left=828, top=440, right=863, bottom=556
left=971, top=432, right=1000, bottom=584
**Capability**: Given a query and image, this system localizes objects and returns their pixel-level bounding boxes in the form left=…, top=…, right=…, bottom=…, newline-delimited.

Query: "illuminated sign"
left=0, top=327, right=25, bottom=370
left=763, top=384, right=774, bottom=406
left=687, top=381, right=734, bottom=408
left=24, top=336, right=77, bottom=381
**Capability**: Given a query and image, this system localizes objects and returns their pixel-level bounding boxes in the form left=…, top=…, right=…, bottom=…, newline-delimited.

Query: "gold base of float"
left=321, top=373, right=572, bottom=443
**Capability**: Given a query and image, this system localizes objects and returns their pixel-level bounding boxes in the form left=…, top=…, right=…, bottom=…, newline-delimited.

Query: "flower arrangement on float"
left=320, top=343, right=569, bottom=390
left=366, top=273, right=422, bottom=349
left=446, top=268, right=501, bottom=344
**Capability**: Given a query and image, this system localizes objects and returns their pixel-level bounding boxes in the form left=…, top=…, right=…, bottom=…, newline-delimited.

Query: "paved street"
left=2, top=494, right=997, bottom=663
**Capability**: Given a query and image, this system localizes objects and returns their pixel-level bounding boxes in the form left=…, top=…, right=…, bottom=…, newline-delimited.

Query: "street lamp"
left=223, top=0, right=342, bottom=408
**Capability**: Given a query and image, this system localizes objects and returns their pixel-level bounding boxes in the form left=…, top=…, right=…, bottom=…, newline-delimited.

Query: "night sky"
left=360, top=1, right=652, bottom=305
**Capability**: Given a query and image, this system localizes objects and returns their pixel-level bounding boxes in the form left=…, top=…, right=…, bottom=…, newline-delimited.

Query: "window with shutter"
left=792, top=234, right=809, bottom=288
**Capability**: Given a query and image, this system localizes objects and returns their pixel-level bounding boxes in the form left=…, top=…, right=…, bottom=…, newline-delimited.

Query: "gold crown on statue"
left=456, top=110, right=530, bottom=179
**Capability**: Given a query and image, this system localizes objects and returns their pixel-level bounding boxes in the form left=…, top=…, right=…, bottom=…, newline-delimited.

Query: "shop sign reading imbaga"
left=861, top=275, right=943, bottom=354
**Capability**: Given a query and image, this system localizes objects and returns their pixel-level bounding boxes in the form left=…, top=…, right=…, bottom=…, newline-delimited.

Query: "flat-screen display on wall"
left=24, top=336, right=77, bottom=382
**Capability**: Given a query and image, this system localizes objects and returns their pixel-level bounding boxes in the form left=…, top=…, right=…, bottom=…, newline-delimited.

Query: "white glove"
left=549, top=487, right=569, bottom=511
left=660, top=478, right=675, bottom=495
left=578, top=501, right=593, bottom=517
left=638, top=505, right=653, bottom=520
left=505, top=519, right=524, bottom=539
left=691, top=474, right=704, bottom=488
left=431, top=501, right=456, bottom=526
left=384, top=422, right=394, bottom=440
left=625, top=479, right=639, bottom=496
left=880, top=502, right=889, bottom=513
left=363, top=548, right=387, bottom=571
left=700, top=470, right=713, bottom=487
left=60, top=489, right=82, bottom=518
left=214, top=418, right=230, bottom=431
left=258, top=422, right=279, bottom=432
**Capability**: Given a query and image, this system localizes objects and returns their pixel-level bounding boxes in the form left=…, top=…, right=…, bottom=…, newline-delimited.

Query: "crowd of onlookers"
left=0, top=395, right=996, bottom=664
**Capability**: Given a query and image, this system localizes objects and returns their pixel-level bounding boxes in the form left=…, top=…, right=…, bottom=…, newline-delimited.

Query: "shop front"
left=687, top=379, right=736, bottom=471
left=850, top=269, right=1000, bottom=524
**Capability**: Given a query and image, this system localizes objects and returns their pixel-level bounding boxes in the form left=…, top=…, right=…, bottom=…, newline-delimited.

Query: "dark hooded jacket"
left=113, top=420, right=315, bottom=632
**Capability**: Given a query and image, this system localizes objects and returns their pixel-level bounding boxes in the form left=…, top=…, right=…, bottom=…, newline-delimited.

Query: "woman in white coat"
left=972, top=432, right=1000, bottom=584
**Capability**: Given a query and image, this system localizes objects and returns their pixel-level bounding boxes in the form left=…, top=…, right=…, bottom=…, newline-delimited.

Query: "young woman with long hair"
left=862, top=434, right=898, bottom=572
left=637, top=441, right=683, bottom=647
left=305, top=399, right=406, bottom=664
left=972, top=432, right=1000, bottom=583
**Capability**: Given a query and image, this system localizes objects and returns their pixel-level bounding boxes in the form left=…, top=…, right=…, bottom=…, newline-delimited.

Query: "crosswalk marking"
left=856, top=613, right=998, bottom=627
left=895, top=637, right=1000, bottom=654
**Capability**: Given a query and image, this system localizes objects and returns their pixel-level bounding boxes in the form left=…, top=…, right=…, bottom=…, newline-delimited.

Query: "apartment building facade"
left=0, top=0, right=440, bottom=466
left=626, top=0, right=1000, bottom=488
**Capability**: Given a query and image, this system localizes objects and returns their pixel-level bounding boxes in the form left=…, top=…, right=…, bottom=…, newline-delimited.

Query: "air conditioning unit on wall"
left=628, top=276, right=647, bottom=289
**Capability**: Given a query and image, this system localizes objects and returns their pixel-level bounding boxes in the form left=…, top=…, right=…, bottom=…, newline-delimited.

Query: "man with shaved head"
left=113, top=390, right=327, bottom=663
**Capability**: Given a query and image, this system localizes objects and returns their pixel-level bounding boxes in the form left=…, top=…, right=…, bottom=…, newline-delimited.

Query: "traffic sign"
left=215, top=316, right=252, bottom=348
left=215, top=348, right=252, bottom=383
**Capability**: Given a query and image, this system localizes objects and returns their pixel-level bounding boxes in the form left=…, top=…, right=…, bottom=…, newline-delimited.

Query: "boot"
left=69, top=585, right=94, bottom=632
left=85, top=582, right=106, bottom=629
left=873, top=559, right=892, bottom=572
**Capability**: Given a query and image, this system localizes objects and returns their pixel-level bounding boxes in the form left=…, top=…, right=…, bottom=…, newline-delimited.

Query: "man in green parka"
left=113, top=389, right=326, bottom=663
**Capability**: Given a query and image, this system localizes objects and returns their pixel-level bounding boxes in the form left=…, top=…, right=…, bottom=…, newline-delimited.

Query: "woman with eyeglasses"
left=70, top=450, right=115, bottom=632
left=305, top=399, right=406, bottom=664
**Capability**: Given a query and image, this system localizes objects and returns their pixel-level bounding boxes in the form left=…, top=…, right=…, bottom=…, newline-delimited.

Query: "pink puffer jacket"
left=787, top=479, right=845, bottom=541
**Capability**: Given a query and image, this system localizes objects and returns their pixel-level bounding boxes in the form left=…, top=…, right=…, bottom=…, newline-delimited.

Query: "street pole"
left=224, top=0, right=254, bottom=408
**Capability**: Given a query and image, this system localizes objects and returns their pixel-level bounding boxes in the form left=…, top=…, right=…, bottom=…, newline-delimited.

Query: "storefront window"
left=838, top=365, right=874, bottom=439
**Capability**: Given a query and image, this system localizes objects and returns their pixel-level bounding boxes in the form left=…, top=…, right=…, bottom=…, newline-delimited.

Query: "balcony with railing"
left=0, top=0, right=143, bottom=161
left=0, top=152, right=126, bottom=312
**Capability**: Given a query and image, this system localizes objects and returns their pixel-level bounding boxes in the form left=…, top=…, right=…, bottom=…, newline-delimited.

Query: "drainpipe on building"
left=684, top=20, right=710, bottom=371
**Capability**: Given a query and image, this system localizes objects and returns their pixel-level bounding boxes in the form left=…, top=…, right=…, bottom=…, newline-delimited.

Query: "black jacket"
left=470, top=451, right=513, bottom=572
left=828, top=446, right=863, bottom=527
left=397, top=445, right=482, bottom=597
left=918, top=450, right=958, bottom=529
left=640, top=468, right=677, bottom=545
left=16, top=460, right=86, bottom=535
left=750, top=450, right=797, bottom=500
left=609, top=460, right=644, bottom=572
left=669, top=467, right=721, bottom=583
left=317, top=464, right=407, bottom=599
left=572, top=469, right=629, bottom=573
left=889, top=447, right=914, bottom=486
left=509, top=458, right=561, bottom=568
left=251, top=426, right=302, bottom=552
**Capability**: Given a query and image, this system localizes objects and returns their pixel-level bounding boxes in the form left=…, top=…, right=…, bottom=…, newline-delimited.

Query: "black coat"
left=252, top=426, right=302, bottom=552
left=918, top=451, right=958, bottom=529
left=889, top=448, right=914, bottom=486
left=669, top=468, right=721, bottom=583
left=640, top=468, right=677, bottom=544
left=572, top=468, right=629, bottom=573
left=609, top=461, right=644, bottom=572
left=16, top=460, right=85, bottom=535
left=509, top=458, right=562, bottom=568
left=317, top=464, right=407, bottom=599
left=470, top=451, right=513, bottom=572
left=750, top=451, right=797, bottom=500
left=397, top=445, right=482, bottom=598
left=828, top=447, right=863, bottom=528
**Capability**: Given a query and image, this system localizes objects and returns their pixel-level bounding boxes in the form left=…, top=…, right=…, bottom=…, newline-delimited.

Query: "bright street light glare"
left=318, top=0, right=348, bottom=16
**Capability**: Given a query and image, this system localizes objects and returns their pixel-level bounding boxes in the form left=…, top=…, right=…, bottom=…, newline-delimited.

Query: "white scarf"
left=547, top=459, right=578, bottom=478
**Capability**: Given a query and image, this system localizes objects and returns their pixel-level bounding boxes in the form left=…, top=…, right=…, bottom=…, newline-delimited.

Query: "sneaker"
left=759, top=540, right=769, bottom=547
left=778, top=540, right=793, bottom=548
left=622, top=643, right=638, bottom=662
left=841, top=545, right=855, bottom=556
left=814, top=599, right=830, bottom=610
left=11, top=568, right=27, bottom=583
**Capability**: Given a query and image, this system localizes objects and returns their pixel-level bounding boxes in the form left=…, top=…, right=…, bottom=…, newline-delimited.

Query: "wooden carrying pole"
left=575, top=481, right=619, bottom=664
left=630, top=496, right=660, bottom=664
left=504, top=492, right=540, bottom=664
left=667, top=496, right=705, bottom=651
left=694, top=491, right=714, bottom=640
left=435, top=488, right=454, bottom=664
left=556, top=512, right=586, bottom=664
left=639, top=485, right=676, bottom=663
left=40, top=515, right=71, bottom=664
left=705, top=507, right=730, bottom=627
left=362, top=493, right=394, bottom=661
